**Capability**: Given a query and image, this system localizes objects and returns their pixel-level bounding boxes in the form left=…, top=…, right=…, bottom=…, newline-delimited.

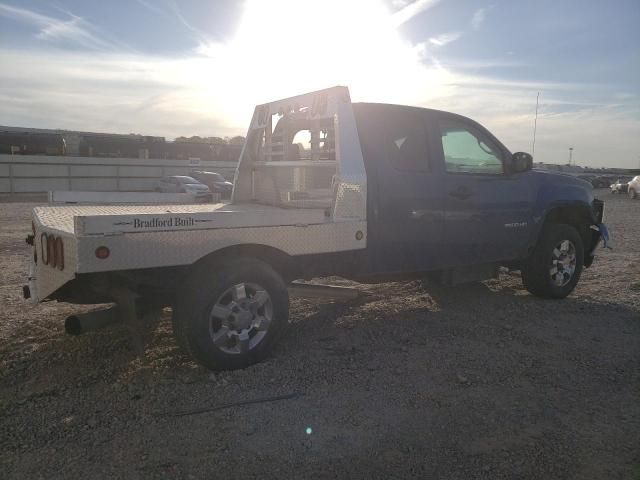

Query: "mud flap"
left=585, top=223, right=611, bottom=268
left=598, top=223, right=611, bottom=249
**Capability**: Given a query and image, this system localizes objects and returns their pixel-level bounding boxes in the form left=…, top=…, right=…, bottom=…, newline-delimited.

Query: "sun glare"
left=198, top=0, right=451, bottom=127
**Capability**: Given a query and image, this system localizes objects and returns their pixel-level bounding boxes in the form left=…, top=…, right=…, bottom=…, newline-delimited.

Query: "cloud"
left=435, top=58, right=523, bottom=70
left=413, top=32, right=462, bottom=70
left=0, top=3, right=116, bottom=50
left=133, top=0, right=166, bottom=16
left=391, top=0, right=440, bottom=26
left=471, top=8, right=486, bottom=30
left=0, top=48, right=242, bottom=137
left=428, top=31, right=462, bottom=47
left=167, top=1, right=206, bottom=39
left=134, top=0, right=211, bottom=44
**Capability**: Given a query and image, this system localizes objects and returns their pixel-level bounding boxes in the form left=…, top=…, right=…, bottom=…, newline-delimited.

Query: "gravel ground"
left=1, top=190, right=638, bottom=479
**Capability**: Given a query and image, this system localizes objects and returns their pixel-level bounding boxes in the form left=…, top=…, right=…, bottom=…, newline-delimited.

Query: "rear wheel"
left=521, top=224, right=584, bottom=299
left=173, top=257, right=289, bottom=370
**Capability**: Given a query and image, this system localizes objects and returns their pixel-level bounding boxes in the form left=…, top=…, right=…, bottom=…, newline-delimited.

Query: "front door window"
left=440, top=121, right=503, bottom=175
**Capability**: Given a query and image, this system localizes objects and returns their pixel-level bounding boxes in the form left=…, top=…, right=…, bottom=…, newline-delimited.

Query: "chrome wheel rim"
left=208, top=283, right=273, bottom=355
left=549, top=240, right=577, bottom=287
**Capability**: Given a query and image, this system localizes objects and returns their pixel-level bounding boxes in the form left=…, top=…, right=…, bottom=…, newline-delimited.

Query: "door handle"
left=449, top=186, right=472, bottom=200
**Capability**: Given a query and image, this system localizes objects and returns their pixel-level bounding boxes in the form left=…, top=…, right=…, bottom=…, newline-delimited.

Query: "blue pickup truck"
left=27, top=87, right=608, bottom=370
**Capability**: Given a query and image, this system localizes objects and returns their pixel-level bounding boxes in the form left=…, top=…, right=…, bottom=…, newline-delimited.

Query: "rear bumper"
left=584, top=198, right=608, bottom=267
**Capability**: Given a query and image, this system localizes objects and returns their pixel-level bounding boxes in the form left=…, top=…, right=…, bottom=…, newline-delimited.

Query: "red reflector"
left=40, top=233, right=49, bottom=265
left=95, top=246, right=110, bottom=259
left=49, top=235, right=57, bottom=268
left=55, top=237, right=64, bottom=270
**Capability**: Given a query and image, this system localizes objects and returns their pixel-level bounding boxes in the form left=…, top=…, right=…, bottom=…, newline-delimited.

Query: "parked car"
left=154, top=176, right=212, bottom=200
left=610, top=178, right=630, bottom=194
left=628, top=176, right=639, bottom=199
left=191, top=171, right=234, bottom=198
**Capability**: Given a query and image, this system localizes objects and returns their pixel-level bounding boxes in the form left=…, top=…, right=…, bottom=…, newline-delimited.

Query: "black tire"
left=173, top=257, right=289, bottom=370
left=521, top=224, right=584, bottom=299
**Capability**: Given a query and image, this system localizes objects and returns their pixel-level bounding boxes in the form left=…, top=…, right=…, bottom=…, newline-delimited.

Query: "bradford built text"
left=133, top=217, right=196, bottom=229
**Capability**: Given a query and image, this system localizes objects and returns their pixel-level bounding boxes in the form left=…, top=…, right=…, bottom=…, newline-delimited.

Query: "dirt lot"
left=1, top=190, right=638, bottom=479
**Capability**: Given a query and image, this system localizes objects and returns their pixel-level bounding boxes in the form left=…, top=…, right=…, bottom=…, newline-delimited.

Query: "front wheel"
left=173, top=257, right=289, bottom=370
left=521, top=224, right=584, bottom=299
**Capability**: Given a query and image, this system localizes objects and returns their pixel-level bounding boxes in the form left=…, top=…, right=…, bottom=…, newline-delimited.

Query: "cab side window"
left=385, top=111, right=429, bottom=172
left=440, top=120, right=503, bottom=175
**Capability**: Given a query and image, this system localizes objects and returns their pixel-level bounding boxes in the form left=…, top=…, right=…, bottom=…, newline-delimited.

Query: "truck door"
left=433, top=114, right=534, bottom=265
left=355, top=105, right=446, bottom=274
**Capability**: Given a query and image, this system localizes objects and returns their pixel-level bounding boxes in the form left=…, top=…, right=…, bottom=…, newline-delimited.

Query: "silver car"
left=154, top=176, right=212, bottom=200
left=628, top=176, right=639, bottom=199
left=610, top=178, right=630, bottom=194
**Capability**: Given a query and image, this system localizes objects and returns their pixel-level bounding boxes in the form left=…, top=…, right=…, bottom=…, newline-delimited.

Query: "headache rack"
left=232, top=86, right=367, bottom=220
left=251, top=114, right=337, bottom=209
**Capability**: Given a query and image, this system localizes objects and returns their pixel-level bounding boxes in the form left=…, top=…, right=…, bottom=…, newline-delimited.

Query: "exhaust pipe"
left=65, top=306, right=121, bottom=335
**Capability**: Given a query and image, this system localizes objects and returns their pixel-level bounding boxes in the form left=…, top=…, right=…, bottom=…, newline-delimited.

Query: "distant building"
left=534, top=162, right=584, bottom=173
left=534, top=162, right=633, bottom=174
left=0, top=126, right=242, bottom=162
left=0, top=128, right=65, bottom=156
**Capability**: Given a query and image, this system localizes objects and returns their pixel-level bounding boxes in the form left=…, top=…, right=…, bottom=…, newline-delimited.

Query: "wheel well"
left=542, top=205, right=594, bottom=250
left=544, top=205, right=592, bottom=226
left=195, top=244, right=297, bottom=282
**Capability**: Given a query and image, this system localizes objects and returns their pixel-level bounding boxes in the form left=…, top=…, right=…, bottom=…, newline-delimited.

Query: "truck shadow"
left=283, top=274, right=639, bottom=358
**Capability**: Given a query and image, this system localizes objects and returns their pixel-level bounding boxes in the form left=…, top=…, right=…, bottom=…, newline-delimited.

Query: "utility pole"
left=532, top=92, right=540, bottom=156
left=568, top=147, right=574, bottom=166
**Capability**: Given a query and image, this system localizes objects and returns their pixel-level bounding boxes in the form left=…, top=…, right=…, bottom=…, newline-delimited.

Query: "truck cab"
left=352, top=103, right=605, bottom=277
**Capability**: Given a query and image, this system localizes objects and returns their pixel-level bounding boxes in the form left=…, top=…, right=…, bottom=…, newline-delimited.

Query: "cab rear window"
left=385, top=111, right=429, bottom=172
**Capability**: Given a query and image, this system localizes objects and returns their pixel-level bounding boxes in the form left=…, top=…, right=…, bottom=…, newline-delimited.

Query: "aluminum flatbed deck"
left=34, top=203, right=330, bottom=235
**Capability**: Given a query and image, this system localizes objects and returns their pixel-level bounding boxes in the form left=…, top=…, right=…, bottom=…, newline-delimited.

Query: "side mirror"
left=511, top=152, right=533, bottom=173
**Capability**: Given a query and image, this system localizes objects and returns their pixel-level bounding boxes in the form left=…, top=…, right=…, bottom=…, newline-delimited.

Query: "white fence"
left=0, top=154, right=238, bottom=193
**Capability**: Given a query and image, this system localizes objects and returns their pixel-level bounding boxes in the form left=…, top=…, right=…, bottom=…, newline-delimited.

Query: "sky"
left=0, top=0, right=639, bottom=168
